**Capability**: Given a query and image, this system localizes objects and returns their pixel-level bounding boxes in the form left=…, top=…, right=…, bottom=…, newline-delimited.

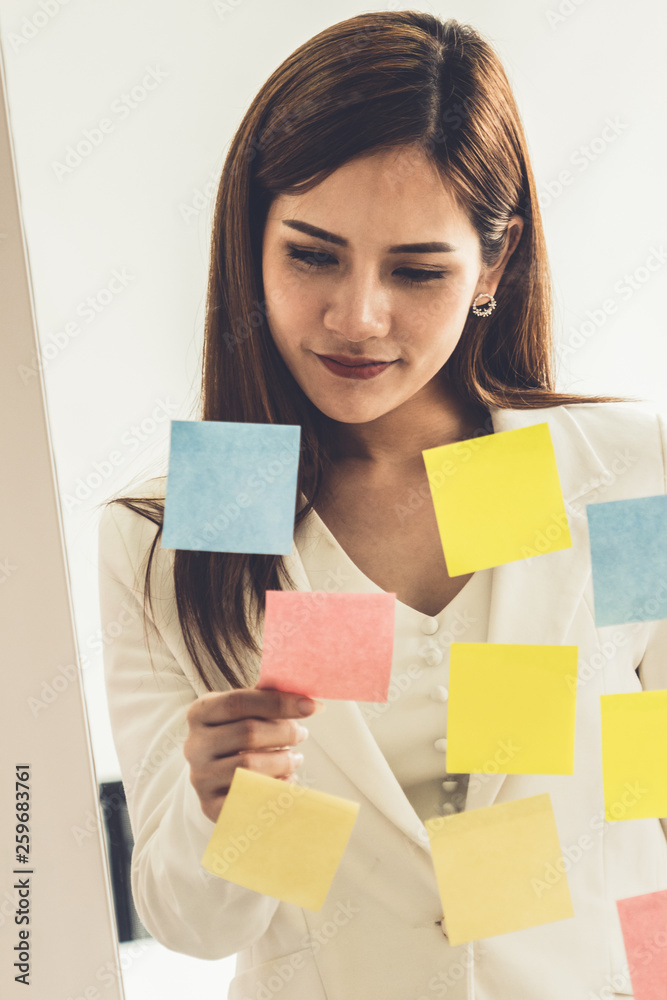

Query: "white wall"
left=1, top=0, right=665, bottom=995
left=0, top=32, right=121, bottom=1000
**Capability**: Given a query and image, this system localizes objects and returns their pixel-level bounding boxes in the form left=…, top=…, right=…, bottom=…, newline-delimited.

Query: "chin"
left=310, top=396, right=390, bottom=425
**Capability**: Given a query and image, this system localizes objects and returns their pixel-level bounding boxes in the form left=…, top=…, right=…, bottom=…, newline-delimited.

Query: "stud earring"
left=471, top=292, right=497, bottom=317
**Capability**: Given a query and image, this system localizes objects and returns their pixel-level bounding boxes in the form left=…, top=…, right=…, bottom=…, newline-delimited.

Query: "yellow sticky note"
left=446, top=643, right=578, bottom=774
left=422, top=422, right=571, bottom=575
left=426, top=793, right=574, bottom=945
left=601, top=691, right=667, bottom=821
left=201, top=768, right=360, bottom=911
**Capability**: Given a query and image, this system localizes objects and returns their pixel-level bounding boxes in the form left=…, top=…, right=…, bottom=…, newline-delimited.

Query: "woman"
left=98, top=11, right=667, bottom=999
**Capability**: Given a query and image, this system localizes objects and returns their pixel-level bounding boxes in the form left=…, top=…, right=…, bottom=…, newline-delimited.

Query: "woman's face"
left=261, top=145, right=522, bottom=425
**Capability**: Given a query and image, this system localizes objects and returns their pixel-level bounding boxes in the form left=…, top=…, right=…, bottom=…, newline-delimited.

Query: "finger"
left=189, top=688, right=324, bottom=726
left=185, top=716, right=309, bottom=768
left=192, top=747, right=304, bottom=800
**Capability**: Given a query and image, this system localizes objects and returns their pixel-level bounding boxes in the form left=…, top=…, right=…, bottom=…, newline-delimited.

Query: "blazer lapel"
left=279, top=543, right=432, bottom=854
left=465, top=404, right=607, bottom=810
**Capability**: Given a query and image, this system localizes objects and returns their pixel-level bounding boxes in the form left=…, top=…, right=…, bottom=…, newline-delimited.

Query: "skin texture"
left=261, top=144, right=523, bottom=469
left=185, top=144, right=523, bottom=822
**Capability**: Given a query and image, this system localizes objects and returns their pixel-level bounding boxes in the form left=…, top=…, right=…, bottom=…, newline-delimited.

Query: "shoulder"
left=492, top=400, right=667, bottom=501
left=558, top=401, right=665, bottom=483
left=500, top=399, right=663, bottom=439
left=550, top=401, right=666, bottom=502
left=558, top=399, right=665, bottom=441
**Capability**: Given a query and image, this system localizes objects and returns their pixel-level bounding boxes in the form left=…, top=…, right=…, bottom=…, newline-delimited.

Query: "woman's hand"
left=184, top=688, right=323, bottom=823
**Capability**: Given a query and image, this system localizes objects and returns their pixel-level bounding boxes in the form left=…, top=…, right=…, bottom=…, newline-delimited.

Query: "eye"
left=286, top=246, right=333, bottom=270
left=396, top=268, right=448, bottom=288
left=285, top=245, right=447, bottom=287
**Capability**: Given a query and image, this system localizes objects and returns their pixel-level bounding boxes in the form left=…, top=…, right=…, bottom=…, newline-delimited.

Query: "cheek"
left=265, top=296, right=312, bottom=364
left=263, top=260, right=302, bottom=347
left=402, top=286, right=470, bottom=344
left=271, top=274, right=322, bottom=339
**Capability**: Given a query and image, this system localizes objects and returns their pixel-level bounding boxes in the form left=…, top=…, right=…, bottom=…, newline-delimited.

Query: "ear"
left=474, top=214, right=525, bottom=300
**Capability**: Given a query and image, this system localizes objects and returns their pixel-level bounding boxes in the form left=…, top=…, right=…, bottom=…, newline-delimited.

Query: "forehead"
left=265, top=147, right=476, bottom=248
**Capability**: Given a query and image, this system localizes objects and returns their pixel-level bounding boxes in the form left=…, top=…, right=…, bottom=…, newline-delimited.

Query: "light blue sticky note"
left=162, top=420, right=301, bottom=554
left=587, top=495, right=667, bottom=626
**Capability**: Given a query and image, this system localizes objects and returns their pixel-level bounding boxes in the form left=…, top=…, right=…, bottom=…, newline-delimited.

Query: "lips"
left=319, top=354, right=395, bottom=366
left=315, top=353, right=397, bottom=381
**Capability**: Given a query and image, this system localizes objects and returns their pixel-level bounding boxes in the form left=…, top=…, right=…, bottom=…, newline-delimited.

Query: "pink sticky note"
left=617, top=889, right=667, bottom=999
left=257, top=591, right=396, bottom=701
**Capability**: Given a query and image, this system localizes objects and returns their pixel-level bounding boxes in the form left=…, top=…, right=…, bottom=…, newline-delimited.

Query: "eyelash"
left=285, top=246, right=448, bottom=287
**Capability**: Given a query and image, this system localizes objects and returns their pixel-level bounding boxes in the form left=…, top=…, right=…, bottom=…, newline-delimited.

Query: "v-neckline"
left=303, top=504, right=480, bottom=620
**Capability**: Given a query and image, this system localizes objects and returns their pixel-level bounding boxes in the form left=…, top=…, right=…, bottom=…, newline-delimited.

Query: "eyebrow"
left=281, top=219, right=459, bottom=254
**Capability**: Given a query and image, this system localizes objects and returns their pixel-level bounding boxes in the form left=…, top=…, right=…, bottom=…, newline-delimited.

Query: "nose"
left=322, top=267, right=391, bottom=344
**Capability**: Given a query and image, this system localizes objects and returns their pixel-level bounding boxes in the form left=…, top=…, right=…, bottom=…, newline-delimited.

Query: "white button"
left=420, top=616, right=439, bottom=635
left=442, top=780, right=458, bottom=792
left=430, top=685, right=449, bottom=702
left=440, top=802, right=457, bottom=815
left=434, top=738, right=448, bottom=752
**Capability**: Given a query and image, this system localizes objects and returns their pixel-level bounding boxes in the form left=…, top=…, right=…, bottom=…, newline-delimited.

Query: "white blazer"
left=98, top=401, right=667, bottom=1000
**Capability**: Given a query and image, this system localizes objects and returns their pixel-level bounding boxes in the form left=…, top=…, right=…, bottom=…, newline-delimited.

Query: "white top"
left=295, top=505, right=493, bottom=822
left=96, top=402, right=667, bottom=997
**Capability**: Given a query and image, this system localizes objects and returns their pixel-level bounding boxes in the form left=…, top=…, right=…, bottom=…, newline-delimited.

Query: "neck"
left=325, top=378, right=491, bottom=476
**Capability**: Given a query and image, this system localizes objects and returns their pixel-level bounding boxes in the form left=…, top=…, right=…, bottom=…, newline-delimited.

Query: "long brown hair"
left=107, top=10, right=624, bottom=690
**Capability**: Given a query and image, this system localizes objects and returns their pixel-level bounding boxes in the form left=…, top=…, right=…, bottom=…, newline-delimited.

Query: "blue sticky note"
left=587, top=495, right=667, bottom=626
left=162, top=420, right=301, bottom=554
